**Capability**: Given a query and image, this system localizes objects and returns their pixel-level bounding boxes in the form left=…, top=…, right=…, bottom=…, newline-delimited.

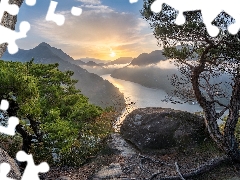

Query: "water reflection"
left=101, top=74, right=203, bottom=130
left=102, top=74, right=202, bottom=111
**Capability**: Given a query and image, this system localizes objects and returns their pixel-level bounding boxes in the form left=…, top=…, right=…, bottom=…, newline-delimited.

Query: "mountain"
left=71, top=60, right=102, bottom=66
left=130, top=50, right=166, bottom=66
left=85, top=61, right=102, bottom=66
left=75, top=57, right=133, bottom=66
left=44, top=43, right=75, bottom=63
left=109, top=50, right=170, bottom=91
left=2, top=42, right=125, bottom=108
left=107, top=57, right=133, bottom=65
left=111, top=64, right=177, bottom=94
left=111, top=54, right=231, bottom=107
left=71, top=59, right=89, bottom=66
left=71, top=57, right=133, bottom=76
left=76, top=57, right=108, bottom=64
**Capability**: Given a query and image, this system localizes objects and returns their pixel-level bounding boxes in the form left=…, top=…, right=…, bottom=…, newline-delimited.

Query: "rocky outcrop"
left=0, top=148, right=21, bottom=180
left=56, top=176, right=71, bottom=180
left=120, top=107, right=209, bottom=151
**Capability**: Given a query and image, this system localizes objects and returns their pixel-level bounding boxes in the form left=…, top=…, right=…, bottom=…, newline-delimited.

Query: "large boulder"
left=120, top=107, right=209, bottom=151
left=0, top=148, right=21, bottom=180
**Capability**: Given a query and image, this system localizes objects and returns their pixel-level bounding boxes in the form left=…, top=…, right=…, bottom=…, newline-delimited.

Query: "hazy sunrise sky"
left=16, top=0, right=158, bottom=60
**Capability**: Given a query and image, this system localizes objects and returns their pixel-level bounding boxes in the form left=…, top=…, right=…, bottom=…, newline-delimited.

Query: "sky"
left=15, top=0, right=159, bottom=60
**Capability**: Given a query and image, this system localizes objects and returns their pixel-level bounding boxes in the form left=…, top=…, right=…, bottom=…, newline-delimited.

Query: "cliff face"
left=2, top=43, right=125, bottom=109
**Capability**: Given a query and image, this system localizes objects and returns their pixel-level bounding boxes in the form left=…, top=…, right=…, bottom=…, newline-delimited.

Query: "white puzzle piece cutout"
left=129, top=0, right=138, bottom=3
left=25, top=0, right=36, bottom=6
left=0, top=21, right=30, bottom=54
left=0, top=100, right=19, bottom=136
left=0, top=0, right=19, bottom=21
left=71, top=6, right=82, bottom=16
left=0, top=0, right=31, bottom=54
left=46, top=0, right=65, bottom=26
left=0, top=100, right=9, bottom=111
left=151, top=0, right=240, bottom=37
left=46, top=0, right=82, bottom=26
left=0, top=163, right=15, bottom=180
left=16, top=151, right=49, bottom=180
left=0, top=116, right=19, bottom=136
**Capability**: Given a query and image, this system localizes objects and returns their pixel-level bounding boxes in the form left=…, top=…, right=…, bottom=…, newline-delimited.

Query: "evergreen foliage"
left=0, top=59, right=115, bottom=166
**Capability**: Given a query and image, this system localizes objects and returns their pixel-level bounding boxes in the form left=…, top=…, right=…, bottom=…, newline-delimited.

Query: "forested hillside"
left=2, top=43, right=125, bottom=108
left=0, top=60, right=116, bottom=166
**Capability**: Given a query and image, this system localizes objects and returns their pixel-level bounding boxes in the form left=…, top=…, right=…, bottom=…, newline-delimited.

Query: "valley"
left=2, top=42, right=125, bottom=109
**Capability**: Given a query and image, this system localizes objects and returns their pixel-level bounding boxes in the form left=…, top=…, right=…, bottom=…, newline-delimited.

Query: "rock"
left=120, top=107, right=209, bottom=151
left=228, top=177, right=240, bottom=180
left=92, top=134, right=137, bottom=180
left=93, top=163, right=123, bottom=179
left=107, top=133, right=138, bottom=157
left=56, top=176, right=71, bottom=180
left=0, top=148, right=21, bottom=180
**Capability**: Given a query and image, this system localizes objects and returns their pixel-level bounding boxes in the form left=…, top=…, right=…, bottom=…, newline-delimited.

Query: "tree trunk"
left=15, top=124, right=32, bottom=153
left=0, top=0, right=24, bottom=58
left=191, top=61, right=240, bottom=162
left=7, top=98, right=32, bottom=154
left=191, top=65, right=224, bottom=149
left=224, top=71, right=240, bottom=162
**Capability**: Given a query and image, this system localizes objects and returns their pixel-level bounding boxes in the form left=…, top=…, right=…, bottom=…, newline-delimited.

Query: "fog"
left=79, top=63, right=130, bottom=76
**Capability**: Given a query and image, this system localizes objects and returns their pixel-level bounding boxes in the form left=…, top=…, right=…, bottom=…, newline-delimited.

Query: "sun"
left=110, top=51, right=116, bottom=57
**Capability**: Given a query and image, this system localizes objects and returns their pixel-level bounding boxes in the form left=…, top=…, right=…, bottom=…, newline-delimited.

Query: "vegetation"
left=141, top=1, right=240, bottom=162
left=221, top=116, right=240, bottom=144
left=0, top=59, right=115, bottom=166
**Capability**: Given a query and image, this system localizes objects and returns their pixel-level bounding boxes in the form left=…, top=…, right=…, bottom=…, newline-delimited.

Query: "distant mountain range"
left=2, top=42, right=125, bottom=108
left=107, top=57, right=133, bottom=65
left=74, top=51, right=165, bottom=67
left=71, top=51, right=166, bottom=76
left=77, top=57, right=108, bottom=64
left=73, top=57, right=133, bottom=76
left=130, top=50, right=166, bottom=66
left=110, top=53, right=231, bottom=107
left=74, top=57, right=133, bottom=66
left=110, top=50, right=170, bottom=90
left=1, top=42, right=172, bottom=107
left=111, top=63, right=177, bottom=94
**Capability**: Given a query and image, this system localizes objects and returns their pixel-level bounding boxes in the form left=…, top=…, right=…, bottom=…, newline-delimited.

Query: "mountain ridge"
left=130, top=50, right=166, bottom=66
left=2, top=42, right=125, bottom=108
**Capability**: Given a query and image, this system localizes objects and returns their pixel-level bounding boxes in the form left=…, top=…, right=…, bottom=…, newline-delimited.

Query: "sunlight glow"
left=110, top=51, right=116, bottom=57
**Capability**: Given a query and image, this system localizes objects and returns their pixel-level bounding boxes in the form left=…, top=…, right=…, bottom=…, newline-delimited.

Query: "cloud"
left=155, top=60, right=177, bottom=69
left=80, top=4, right=114, bottom=13
left=127, top=59, right=177, bottom=69
left=104, top=63, right=130, bottom=69
left=77, top=0, right=101, bottom=5
left=32, top=5, right=158, bottom=60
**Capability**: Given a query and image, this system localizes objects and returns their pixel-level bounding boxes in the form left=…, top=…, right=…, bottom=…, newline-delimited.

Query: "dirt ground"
left=40, top=135, right=240, bottom=180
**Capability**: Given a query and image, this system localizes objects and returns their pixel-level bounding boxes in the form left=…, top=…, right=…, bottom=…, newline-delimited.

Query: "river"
left=101, top=74, right=204, bottom=129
